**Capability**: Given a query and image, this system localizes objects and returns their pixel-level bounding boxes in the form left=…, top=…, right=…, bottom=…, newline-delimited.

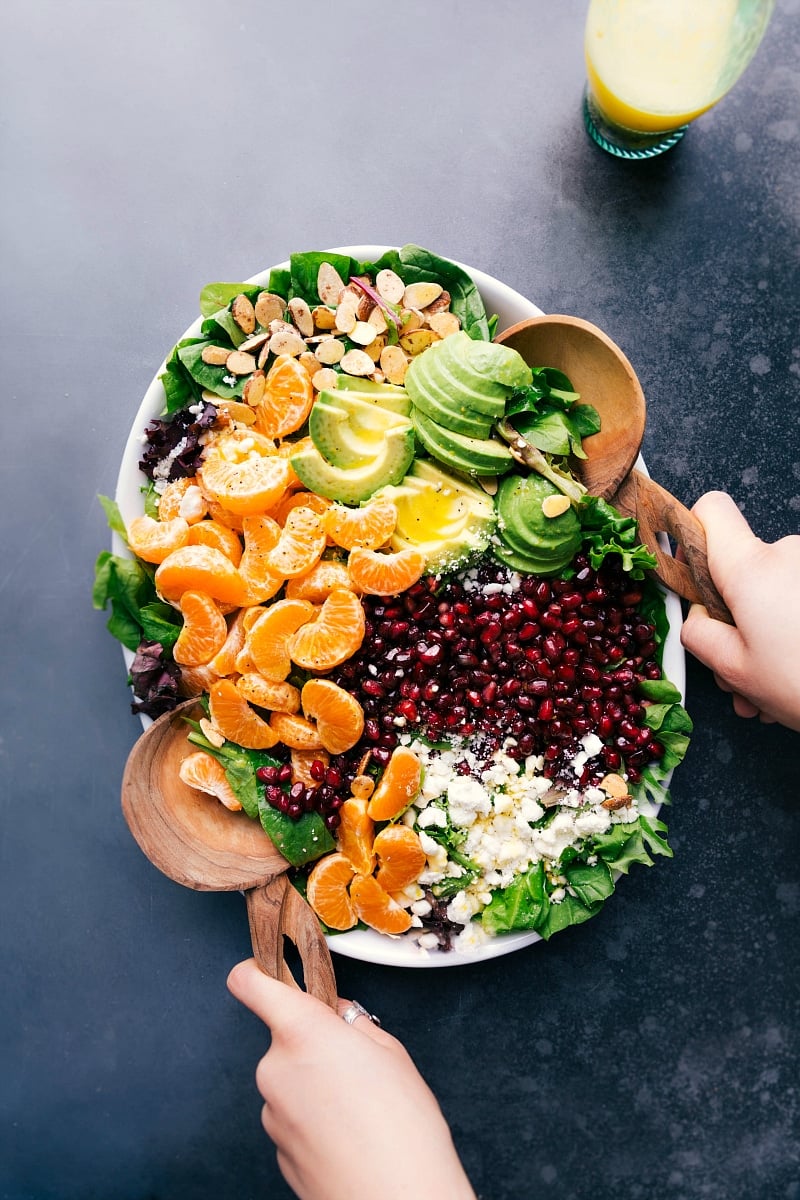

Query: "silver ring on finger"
left=341, top=1000, right=381, bottom=1026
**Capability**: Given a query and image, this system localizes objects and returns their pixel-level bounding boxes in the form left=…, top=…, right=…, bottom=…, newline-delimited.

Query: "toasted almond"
left=376, top=268, right=405, bottom=304
left=399, top=308, right=423, bottom=334
left=399, top=328, right=435, bottom=356
left=215, top=400, right=256, bottom=426
left=477, top=476, right=498, bottom=495
left=202, top=389, right=226, bottom=404
left=370, top=370, right=385, bottom=384
left=254, top=292, right=285, bottom=327
left=334, top=295, right=358, bottom=334
left=362, top=335, right=386, bottom=363
left=315, top=337, right=345, bottom=365
left=367, top=304, right=388, bottom=334
left=340, top=348, right=375, bottom=377
left=269, top=318, right=300, bottom=337
left=424, top=289, right=452, bottom=316
left=243, top=370, right=266, bottom=407
left=379, top=344, right=409, bottom=384
left=541, top=494, right=572, bottom=518
left=403, top=282, right=443, bottom=310
left=298, top=351, right=319, bottom=379
left=427, top=311, right=460, bottom=339
left=341, top=284, right=372, bottom=321
left=601, top=794, right=633, bottom=811
left=312, top=367, right=339, bottom=392
left=226, top=350, right=258, bottom=375
left=201, top=344, right=232, bottom=366
left=288, top=296, right=314, bottom=338
left=269, top=329, right=307, bottom=357
left=231, top=294, right=256, bottom=335
left=599, top=773, right=630, bottom=798
left=199, top=717, right=226, bottom=748
left=238, top=330, right=271, bottom=354
left=317, top=261, right=346, bottom=306
left=257, top=341, right=271, bottom=370
left=312, top=305, right=337, bottom=330
left=349, top=320, right=378, bottom=347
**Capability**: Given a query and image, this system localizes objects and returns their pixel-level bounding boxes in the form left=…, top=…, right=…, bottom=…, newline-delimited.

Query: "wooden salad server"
left=495, top=314, right=732, bottom=624
left=121, top=699, right=338, bottom=1008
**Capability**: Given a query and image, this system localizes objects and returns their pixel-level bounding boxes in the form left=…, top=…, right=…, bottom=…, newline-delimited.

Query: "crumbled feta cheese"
left=417, top=806, right=447, bottom=830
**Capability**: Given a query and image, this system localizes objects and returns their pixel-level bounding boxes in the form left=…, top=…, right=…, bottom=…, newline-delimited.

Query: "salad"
left=95, top=244, right=692, bottom=957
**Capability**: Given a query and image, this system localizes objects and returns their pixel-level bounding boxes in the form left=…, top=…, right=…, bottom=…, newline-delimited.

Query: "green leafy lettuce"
left=506, top=367, right=601, bottom=460
left=576, top=495, right=658, bottom=578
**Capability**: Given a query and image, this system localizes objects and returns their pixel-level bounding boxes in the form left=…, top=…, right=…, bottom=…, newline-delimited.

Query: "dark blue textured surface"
left=2, top=3, right=798, bottom=1198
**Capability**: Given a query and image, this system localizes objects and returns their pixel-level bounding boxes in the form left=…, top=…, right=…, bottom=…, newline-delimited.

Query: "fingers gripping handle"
left=617, top=473, right=733, bottom=624
left=245, top=876, right=338, bottom=1009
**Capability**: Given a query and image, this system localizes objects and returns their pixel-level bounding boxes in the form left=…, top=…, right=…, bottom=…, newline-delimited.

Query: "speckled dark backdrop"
left=2, top=3, right=798, bottom=1199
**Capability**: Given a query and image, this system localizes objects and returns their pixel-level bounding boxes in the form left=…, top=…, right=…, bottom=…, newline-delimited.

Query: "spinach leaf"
left=535, top=891, right=600, bottom=940
left=199, top=282, right=257, bottom=318
left=481, top=861, right=546, bottom=935
left=187, top=729, right=279, bottom=821
left=160, top=338, right=207, bottom=414
left=288, top=252, right=356, bottom=305
left=93, top=550, right=164, bottom=652
left=257, top=797, right=335, bottom=866
left=98, top=494, right=127, bottom=538
left=267, top=267, right=292, bottom=298
left=394, top=244, right=492, bottom=341
left=138, top=602, right=182, bottom=651
left=592, top=814, right=672, bottom=873
left=177, top=342, right=246, bottom=398
left=564, top=859, right=615, bottom=907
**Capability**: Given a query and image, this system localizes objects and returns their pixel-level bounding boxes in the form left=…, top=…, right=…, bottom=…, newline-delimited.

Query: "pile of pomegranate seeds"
left=264, top=553, right=666, bottom=824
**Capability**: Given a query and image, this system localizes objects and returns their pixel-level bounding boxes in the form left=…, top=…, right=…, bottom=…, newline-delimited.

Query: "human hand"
left=680, top=491, right=800, bottom=730
left=227, top=959, right=477, bottom=1200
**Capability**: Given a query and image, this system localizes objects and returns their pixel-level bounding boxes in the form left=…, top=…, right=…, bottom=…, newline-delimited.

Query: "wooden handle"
left=614, top=472, right=733, bottom=624
left=245, top=876, right=338, bottom=1009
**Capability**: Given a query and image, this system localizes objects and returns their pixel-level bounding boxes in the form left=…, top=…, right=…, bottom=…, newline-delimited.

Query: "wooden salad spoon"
left=495, top=314, right=732, bottom=623
left=121, top=699, right=338, bottom=1008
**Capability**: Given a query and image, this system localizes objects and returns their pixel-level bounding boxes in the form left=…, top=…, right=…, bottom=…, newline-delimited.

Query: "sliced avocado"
left=495, top=472, right=582, bottom=562
left=328, top=375, right=411, bottom=416
left=411, top=410, right=513, bottom=477
left=309, top=393, right=411, bottom=468
left=406, top=373, right=493, bottom=439
left=290, top=426, right=415, bottom=504
left=492, top=541, right=576, bottom=578
left=463, top=337, right=533, bottom=389
left=376, top=459, right=496, bottom=571
left=408, top=338, right=508, bottom=418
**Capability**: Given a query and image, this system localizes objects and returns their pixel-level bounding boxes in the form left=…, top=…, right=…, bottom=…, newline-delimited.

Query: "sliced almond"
left=288, top=297, right=314, bottom=338
left=225, top=350, right=257, bottom=376
left=238, top=330, right=271, bottom=354
left=601, top=794, right=633, bottom=811
left=598, top=773, right=630, bottom=799
left=269, top=329, right=307, bottom=358
left=341, top=284, right=372, bottom=322
left=367, top=304, right=388, bottom=334
left=340, top=348, right=376, bottom=377
left=477, top=476, right=498, bottom=496
left=215, top=400, right=256, bottom=426
left=243, top=370, right=266, bottom=407
left=257, top=341, right=272, bottom=370
left=399, top=308, right=423, bottom=334
left=269, top=318, right=300, bottom=337
left=317, top=262, right=346, bottom=306
left=231, top=294, right=256, bottom=335
left=334, top=294, right=358, bottom=334
left=427, top=311, right=460, bottom=339
left=254, top=292, right=285, bottom=327
left=541, top=494, right=572, bottom=518
left=201, top=388, right=226, bottom=404
left=199, top=717, right=226, bottom=748
left=370, top=369, right=386, bottom=384
left=376, top=268, right=405, bottom=305
left=201, top=344, right=232, bottom=366
left=362, top=335, right=386, bottom=363
left=298, top=351, right=320, bottom=379
left=403, top=282, right=443, bottom=311
left=315, top=337, right=345, bottom=365
left=399, top=328, right=435, bottom=356
left=312, top=367, right=339, bottom=392
left=349, top=320, right=378, bottom=347
left=378, top=345, right=409, bottom=384
left=312, top=305, right=336, bottom=330
left=424, top=289, right=452, bottom=316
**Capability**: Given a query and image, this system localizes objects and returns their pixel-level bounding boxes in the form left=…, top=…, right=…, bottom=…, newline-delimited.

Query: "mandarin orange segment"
left=373, top=825, right=427, bottom=895
left=285, top=560, right=354, bottom=604
left=173, top=591, right=228, bottom=666
left=158, top=477, right=202, bottom=522
left=248, top=598, right=317, bottom=681
left=291, top=747, right=330, bottom=788
left=347, top=547, right=426, bottom=596
left=207, top=609, right=249, bottom=676
left=126, top=514, right=190, bottom=564
left=266, top=507, right=327, bottom=578
left=155, top=545, right=250, bottom=606
left=199, top=447, right=290, bottom=516
left=236, top=673, right=301, bottom=714
left=208, top=678, right=279, bottom=750
left=239, top=515, right=285, bottom=603
left=350, top=874, right=412, bottom=936
left=336, top=797, right=376, bottom=875
left=271, top=489, right=333, bottom=526
left=253, top=355, right=314, bottom=439
left=288, top=588, right=366, bottom=671
left=178, top=663, right=219, bottom=698
left=324, top=500, right=398, bottom=551
left=306, top=853, right=357, bottom=931
left=275, top=437, right=313, bottom=491
left=268, top=711, right=324, bottom=751
left=367, top=746, right=423, bottom=821
left=204, top=497, right=244, bottom=533
left=179, top=750, right=242, bottom=811
left=187, top=518, right=243, bottom=566
left=301, top=679, right=365, bottom=754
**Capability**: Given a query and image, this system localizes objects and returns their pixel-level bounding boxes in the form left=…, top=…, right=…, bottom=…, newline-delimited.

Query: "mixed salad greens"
left=95, top=244, right=691, bottom=954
